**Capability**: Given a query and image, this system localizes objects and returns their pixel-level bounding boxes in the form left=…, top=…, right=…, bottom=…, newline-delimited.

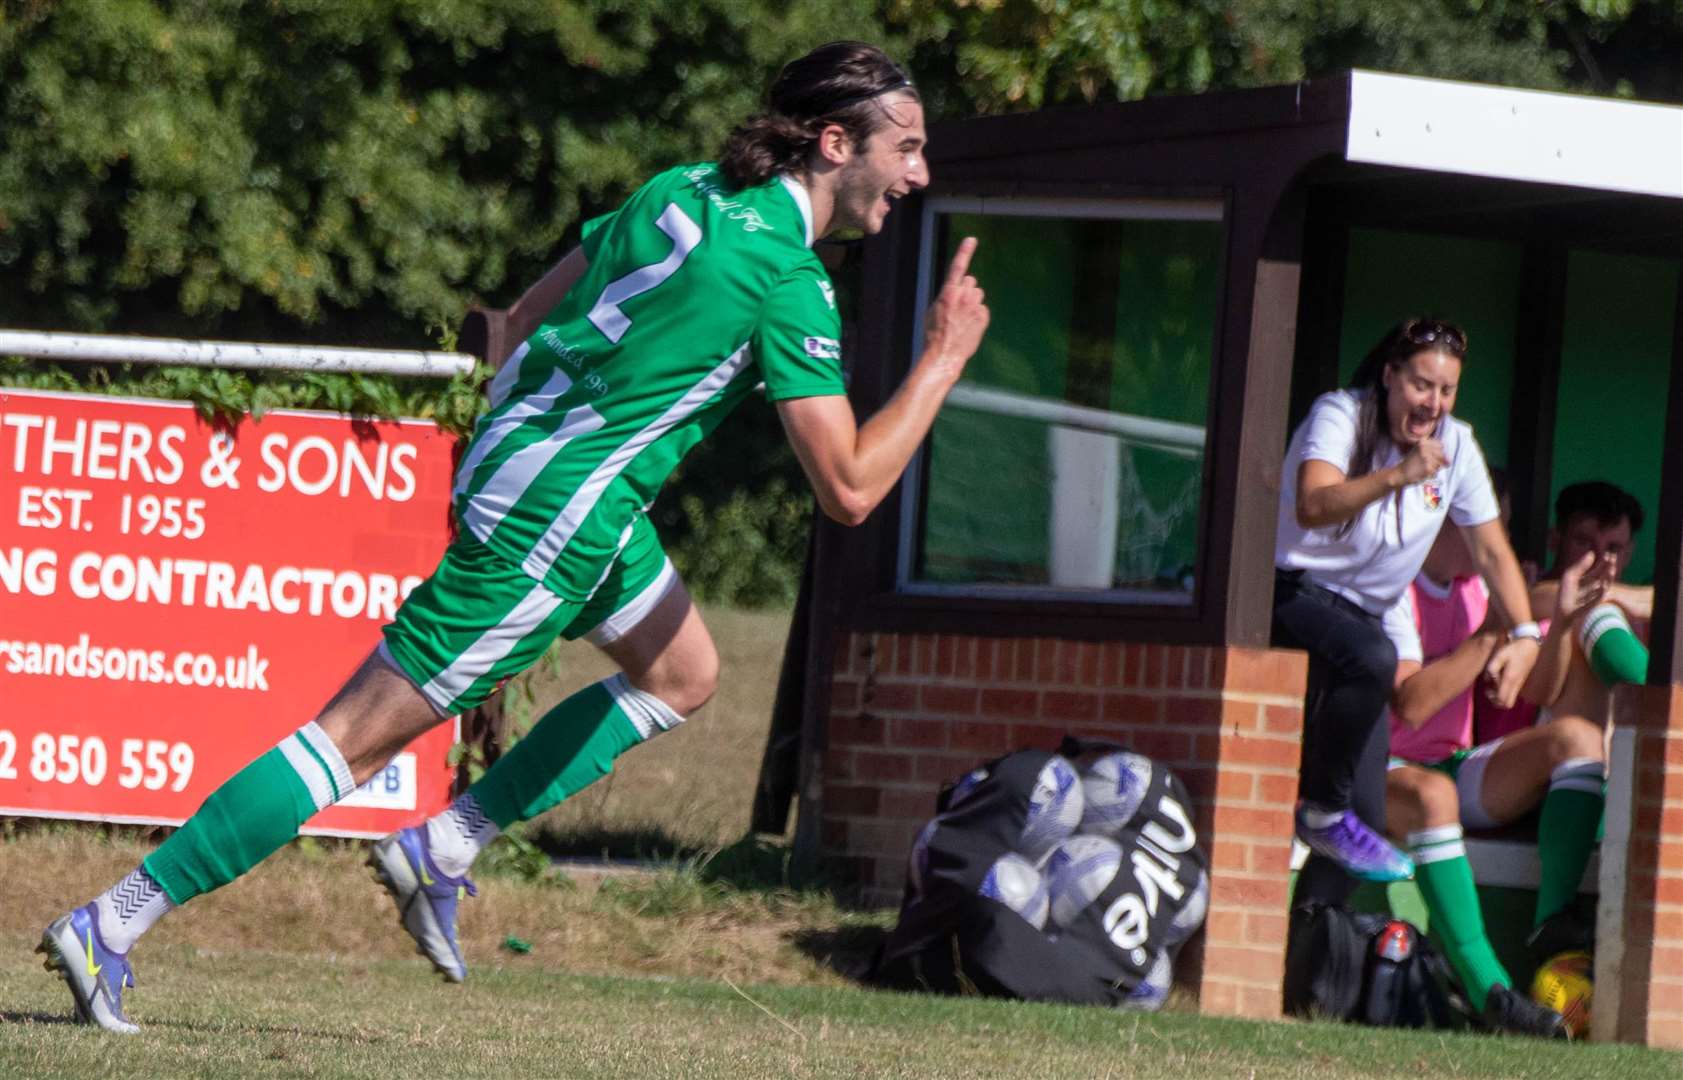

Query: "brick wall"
left=821, top=632, right=1307, bottom=1019
left=1613, top=683, right=1683, bottom=1049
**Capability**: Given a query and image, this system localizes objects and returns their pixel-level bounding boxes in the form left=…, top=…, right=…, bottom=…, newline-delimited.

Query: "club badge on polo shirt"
left=1422, top=476, right=1444, bottom=511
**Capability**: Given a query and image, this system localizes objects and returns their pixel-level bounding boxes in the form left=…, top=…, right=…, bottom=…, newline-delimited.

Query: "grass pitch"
left=2, top=606, right=1680, bottom=1076
left=2, top=831, right=1680, bottom=1079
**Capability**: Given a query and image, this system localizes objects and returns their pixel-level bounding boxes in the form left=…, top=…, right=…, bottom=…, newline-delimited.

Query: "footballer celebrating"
left=40, top=41, right=990, bottom=1033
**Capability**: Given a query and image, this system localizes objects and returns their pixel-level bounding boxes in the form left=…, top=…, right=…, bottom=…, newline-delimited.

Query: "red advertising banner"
left=0, top=388, right=458, bottom=837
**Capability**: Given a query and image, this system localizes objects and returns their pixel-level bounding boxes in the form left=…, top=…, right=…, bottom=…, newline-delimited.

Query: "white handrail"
left=0, top=329, right=476, bottom=379
left=944, top=382, right=1206, bottom=457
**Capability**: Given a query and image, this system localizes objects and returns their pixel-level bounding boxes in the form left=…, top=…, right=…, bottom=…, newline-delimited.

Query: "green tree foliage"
left=890, top=0, right=1247, bottom=112
left=5, top=0, right=1683, bottom=605
left=890, top=0, right=1683, bottom=117
left=1229, top=0, right=1577, bottom=96
left=0, top=0, right=888, bottom=338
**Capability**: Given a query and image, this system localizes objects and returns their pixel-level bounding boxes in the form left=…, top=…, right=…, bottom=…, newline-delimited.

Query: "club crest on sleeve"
left=803, top=336, right=841, bottom=360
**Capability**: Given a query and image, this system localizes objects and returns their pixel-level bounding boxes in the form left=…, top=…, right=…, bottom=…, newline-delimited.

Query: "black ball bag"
left=871, top=741, right=1206, bottom=1005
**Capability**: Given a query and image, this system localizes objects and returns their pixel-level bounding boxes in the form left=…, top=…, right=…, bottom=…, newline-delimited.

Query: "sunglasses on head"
left=1401, top=320, right=1467, bottom=354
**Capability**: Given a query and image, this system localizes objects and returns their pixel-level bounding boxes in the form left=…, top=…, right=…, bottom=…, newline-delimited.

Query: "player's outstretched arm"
left=778, top=237, right=989, bottom=526
left=1390, top=630, right=1503, bottom=729
left=1519, top=550, right=1607, bottom=707
left=503, top=247, right=591, bottom=354
left=1467, top=517, right=1543, bottom=707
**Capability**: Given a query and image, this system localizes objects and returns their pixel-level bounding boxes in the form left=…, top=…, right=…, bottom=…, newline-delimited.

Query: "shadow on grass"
left=0, top=1009, right=83, bottom=1027
left=526, top=828, right=862, bottom=900
left=143, top=1021, right=392, bottom=1043
left=531, top=824, right=709, bottom=865
left=787, top=924, right=890, bottom=983
left=0, top=816, right=173, bottom=844
left=0, top=1005, right=394, bottom=1042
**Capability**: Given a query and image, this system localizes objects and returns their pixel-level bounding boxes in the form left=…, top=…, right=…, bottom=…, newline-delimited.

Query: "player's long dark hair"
left=718, top=41, right=917, bottom=189
left=1343, top=317, right=1469, bottom=484
left=1337, top=318, right=1467, bottom=538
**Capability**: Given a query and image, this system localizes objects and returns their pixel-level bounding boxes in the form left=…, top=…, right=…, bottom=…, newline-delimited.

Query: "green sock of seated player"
left=466, top=674, right=684, bottom=829
left=1534, top=759, right=1605, bottom=929
left=1579, top=603, right=1649, bottom=685
left=1409, top=825, right=1510, bottom=1012
left=144, top=722, right=355, bottom=905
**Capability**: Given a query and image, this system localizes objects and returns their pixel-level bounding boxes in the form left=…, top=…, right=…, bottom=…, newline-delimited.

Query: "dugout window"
left=898, top=198, right=1224, bottom=605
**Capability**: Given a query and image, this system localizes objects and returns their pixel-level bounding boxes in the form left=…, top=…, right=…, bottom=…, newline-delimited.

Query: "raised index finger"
left=943, top=237, right=978, bottom=292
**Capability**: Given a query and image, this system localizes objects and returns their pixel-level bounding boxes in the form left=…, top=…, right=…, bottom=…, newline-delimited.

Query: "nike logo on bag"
left=84, top=931, right=101, bottom=977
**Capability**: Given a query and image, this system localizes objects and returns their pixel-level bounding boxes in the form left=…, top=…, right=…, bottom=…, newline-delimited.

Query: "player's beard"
left=831, top=163, right=893, bottom=235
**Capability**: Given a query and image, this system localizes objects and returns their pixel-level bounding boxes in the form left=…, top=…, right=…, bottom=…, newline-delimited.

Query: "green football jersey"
left=453, top=162, right=845, bottom=599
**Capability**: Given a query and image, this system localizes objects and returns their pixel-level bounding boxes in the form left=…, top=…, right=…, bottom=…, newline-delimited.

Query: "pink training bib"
left=1390, top=575, right=1488, bottom=763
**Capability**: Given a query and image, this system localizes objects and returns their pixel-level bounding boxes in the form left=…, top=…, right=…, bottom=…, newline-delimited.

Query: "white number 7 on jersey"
left=588, top=203, right=703, bottom=344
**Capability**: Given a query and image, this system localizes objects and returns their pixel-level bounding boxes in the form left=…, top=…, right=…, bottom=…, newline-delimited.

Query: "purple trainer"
left=369, top=826, right=477, bottom=982
left=1295, top=805, right=1414, bottom=883
left=38, top=903, right=140, bottom=1034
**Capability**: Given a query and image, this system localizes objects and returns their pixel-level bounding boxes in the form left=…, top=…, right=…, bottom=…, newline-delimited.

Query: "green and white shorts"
left=380, top=514, right=676, bottom=716
left=1388, top=737, right=1507, bottom=831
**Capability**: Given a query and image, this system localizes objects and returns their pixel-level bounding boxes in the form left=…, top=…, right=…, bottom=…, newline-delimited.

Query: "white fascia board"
left=1346, top=70, right=1683, bottom=200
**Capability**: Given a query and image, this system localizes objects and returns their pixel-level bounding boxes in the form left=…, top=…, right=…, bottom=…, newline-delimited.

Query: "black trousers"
left=1272, top=570, right=1398, bottom=903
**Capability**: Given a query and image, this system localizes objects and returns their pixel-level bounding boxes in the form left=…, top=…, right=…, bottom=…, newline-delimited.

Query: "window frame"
left=893, top=194, right=1228, bottom=610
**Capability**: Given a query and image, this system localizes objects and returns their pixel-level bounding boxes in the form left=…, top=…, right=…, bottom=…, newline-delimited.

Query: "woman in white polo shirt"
left=1274, top=319, right=1541, bottom=885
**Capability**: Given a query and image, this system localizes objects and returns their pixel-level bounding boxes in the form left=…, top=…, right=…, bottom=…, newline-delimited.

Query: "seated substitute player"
left=1481, top=480, right=1650, bottom=748
left=1476, top=481, right=1650, bottom=964
left=40, top=41, right=991, bottom=1034
left=1381, top=517, right=1611, bottom=1037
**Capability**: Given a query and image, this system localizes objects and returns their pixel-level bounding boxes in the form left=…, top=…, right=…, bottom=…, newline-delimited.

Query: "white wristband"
left=1509, top=621, right=1543, bottom=642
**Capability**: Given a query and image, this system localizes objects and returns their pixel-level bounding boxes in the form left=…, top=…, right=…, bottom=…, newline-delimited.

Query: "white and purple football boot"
left=369, top=826, right=477, bottom=983
left=38, top=903, right=140, bottom=1034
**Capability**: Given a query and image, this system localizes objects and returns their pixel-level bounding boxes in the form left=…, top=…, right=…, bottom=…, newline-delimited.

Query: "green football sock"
left=1534, top=759, right=1605, bottom=927
left=1579, top=604, right=1649, bottom=685
left=144, top=722, right=354, bottom=905
left=1409, top=825, right=1510, bottom=1012
left=467, top=674, right=683, bottom=830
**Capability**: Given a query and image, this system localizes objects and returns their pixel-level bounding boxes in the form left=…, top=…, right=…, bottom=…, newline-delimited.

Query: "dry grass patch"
left=0, top=828, right=875, bottom=989
left=505, top=604, right=794, bottom=852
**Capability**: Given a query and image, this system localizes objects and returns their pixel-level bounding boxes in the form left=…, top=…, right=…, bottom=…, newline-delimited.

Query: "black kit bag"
left=871, top=740, right=1208, bottom=1005
left=1283, top=901, right=1461, bottom=1028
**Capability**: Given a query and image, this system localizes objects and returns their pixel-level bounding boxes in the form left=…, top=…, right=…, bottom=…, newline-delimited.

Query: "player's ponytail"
left=718, top=113, right=827, bottom=189
left=718, top=41, right=917, bottom=190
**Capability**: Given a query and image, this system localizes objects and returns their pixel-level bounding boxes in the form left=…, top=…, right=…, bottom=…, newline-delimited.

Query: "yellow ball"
left=1529, top=950, right=1593, bottom=1039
